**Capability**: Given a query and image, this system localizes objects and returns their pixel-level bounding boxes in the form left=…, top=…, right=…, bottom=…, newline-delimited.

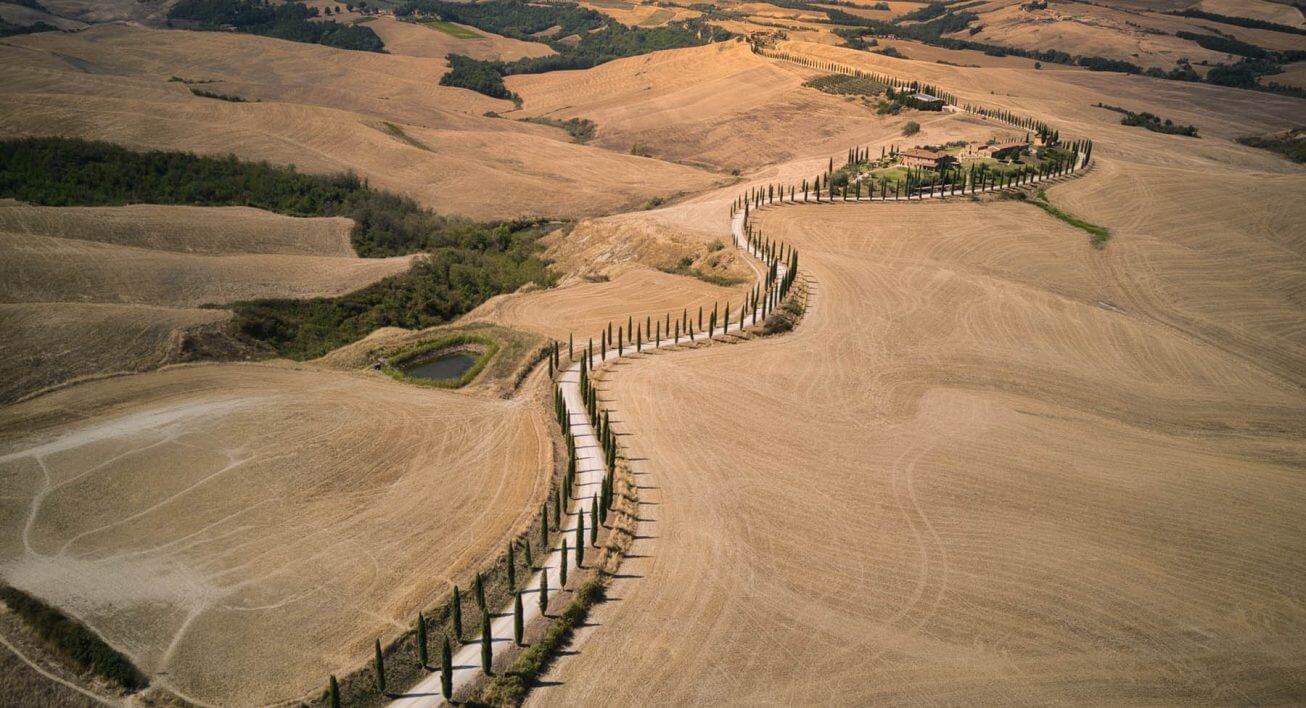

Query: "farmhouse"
left=962, top=141, right=1029, bottom=159
left=899, top=148, right=957, bottom=169
left=910, top=92, right=944, bottom=107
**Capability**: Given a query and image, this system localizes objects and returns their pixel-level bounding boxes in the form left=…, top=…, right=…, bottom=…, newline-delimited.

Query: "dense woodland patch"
left=401, top=0, right=732, bottom=98
left=168, top=0, right=385, bottom=52
left=0, top=137, right=556, bottom=359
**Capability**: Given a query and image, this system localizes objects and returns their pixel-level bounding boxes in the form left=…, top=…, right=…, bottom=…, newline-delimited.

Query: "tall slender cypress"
left=474, top=572, right=485, bottom=609
left=329, top=675, right=341, bottom=708
left=507, top=543, right=516, bottom=590
left=374, top=639, right=386, bottom=694
left=591, top=496, right=599, bottom=545
left=576, top=515, right=585, bottom=567
left=480, top=608, right=492, bottom=674
left=513, top=591, right=524, bottom=646
left=452, top=586, right=463, bottom=643
left=541, top=504, right=548, bottom=547
left=440, top=637, right=452, bottom=699
left=560, top=539, right=568, bottom=585
left=417, top=612, right=429, bottom=667
left=539, top=568, right=549, bottom=613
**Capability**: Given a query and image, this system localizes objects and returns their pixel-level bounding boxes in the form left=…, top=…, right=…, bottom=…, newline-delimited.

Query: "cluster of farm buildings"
left=899, top=137, right=1033, bottom=169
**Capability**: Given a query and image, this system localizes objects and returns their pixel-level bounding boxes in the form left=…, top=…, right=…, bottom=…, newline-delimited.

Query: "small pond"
left=402, top=352, right=477, bottom=382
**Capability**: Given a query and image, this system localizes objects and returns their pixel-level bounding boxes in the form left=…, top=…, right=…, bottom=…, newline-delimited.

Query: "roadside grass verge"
left=381, top=333, right=499, bottom=389
left=425, top=20, right=480, bottom=38
left=0, top=585, right=147, bottom=692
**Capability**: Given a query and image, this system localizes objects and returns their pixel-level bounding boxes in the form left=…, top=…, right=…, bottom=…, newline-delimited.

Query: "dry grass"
left=0, top=359, right=553, bottom=706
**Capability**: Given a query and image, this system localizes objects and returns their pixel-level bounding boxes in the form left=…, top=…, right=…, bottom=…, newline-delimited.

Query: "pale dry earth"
left=0, top=363, right=551, bottom=706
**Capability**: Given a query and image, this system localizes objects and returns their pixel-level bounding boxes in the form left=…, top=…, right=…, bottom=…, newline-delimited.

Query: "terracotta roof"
left=901, top=148, right=945, bottom=159
left=984, top=141, right=1027, bottom=151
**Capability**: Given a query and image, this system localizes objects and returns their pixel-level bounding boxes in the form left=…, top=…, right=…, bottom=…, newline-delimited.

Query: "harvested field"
left=0, top=232, right=414, bottom=306
left=0, top=25, right=722, bottom=220
left=529, top=190, right=1306, bottom=705
left=0, top=302, right=236, bottom=405
left=0, top=361, right=551, bottom=705
left=1196, top=0, right=1304, bottom=27
left=0, top=203, right=413, bottom=402
left=508, top=41, right=988, bottom=171
left=0, top=203, right=357, bottom=256
left=367, top=16, right=554, bottom=61
left=525, top=50, right=1306, bottom=705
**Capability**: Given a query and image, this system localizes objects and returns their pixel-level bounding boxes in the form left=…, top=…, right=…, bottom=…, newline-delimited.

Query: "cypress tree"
left=576, top=514, right=585, bottom=567
left=453, top=586, right=463, bottom=643
left=540, top=504, right=549, bottom=548
left=618, top=326, right=623, bottom=356
left=553, top=488, right=561, bottom=529
left=539, top=568, right=549, bottom=613
left=417, top=612, right=429, bottom=667
left=560, top=539, right=568, bottom=585
left=507, top=544, right=517, bottom=590
left=440, top=637, right=452, bottom=699
left=474, top=572, right=485, bottom=609
left=591, top=496, right=599, bottom=545
left=568, top=333, right=573, bottom=360
left=374, top=639, right=386, bottom=694
left=513, top=591, right=524, bottom=646
left=329, top=675, right=341, bottom=708
left=480, top=608, right=492, bottom=675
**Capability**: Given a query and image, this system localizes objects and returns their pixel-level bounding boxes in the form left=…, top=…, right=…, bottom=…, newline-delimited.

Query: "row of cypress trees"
left=337, top=176, right=804, bottom=706
left=746, top=43, right=1097, bottom=172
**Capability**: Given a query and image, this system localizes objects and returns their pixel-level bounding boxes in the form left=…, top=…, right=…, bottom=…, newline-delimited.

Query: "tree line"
left=401, top=0, right=732, bottom=98
left=0, top=137, right=556, bottom=359
left=168, top=0, right=384, bottom=52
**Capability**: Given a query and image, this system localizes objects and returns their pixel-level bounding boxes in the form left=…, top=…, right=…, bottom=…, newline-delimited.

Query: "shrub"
left=0, top=586, right=146, bottom=690
left=440, top=54, right=516, bottom=100
left=902, top=121, right=921, bottom=136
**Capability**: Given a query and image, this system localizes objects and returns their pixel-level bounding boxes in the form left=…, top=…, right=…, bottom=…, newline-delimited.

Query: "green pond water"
left=403, top=352, right=476, bottom=382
